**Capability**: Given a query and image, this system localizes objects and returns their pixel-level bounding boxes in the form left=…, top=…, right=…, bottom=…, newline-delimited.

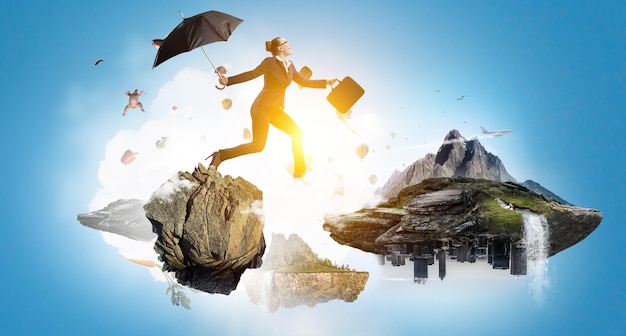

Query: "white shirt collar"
left=275, top=56, right=291, bottom=71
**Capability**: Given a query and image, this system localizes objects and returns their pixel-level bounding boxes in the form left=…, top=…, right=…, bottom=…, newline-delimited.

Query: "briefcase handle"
left=330, top=78, right=342, bottom=90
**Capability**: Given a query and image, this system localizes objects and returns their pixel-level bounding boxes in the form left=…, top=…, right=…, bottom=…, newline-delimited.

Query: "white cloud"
left=86, top=66, right=531, bottom=305
left=87, top=66, right=389, bottom=274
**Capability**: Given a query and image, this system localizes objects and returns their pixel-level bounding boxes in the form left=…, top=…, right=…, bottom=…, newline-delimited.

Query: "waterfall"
left=520, top=210, right=551, bottom=303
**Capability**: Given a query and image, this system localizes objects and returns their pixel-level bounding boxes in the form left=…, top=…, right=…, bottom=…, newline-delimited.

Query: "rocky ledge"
left=324, top=177, right=602, bottom=257
left=77, top=199, right=156, bottom=242
left=144, top=163, right=266, bottom=295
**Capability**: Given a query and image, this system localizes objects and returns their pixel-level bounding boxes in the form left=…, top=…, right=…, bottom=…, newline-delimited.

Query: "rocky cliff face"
left=143, top=164, right=266, bottom=295
left=77, top=199, right=156, bottom=242
left=379, top=130, right=516, bottom=200
left=242, top=233, right=369, bottom=312
left=325, top=177, right=602, bottom=257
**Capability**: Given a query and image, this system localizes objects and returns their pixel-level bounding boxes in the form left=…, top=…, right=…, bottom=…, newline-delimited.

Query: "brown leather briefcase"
left=327, top=76, right=364, bottom=114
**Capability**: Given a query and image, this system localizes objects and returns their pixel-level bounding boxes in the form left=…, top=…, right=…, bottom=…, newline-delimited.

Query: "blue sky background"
left=2, top=1, right=624, bottom=335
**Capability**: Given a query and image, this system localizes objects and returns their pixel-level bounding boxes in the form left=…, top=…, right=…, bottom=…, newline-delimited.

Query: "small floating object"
left=155, top=136, right=169, bottom=149
left=127, top=258, right=157, bottom=268
left=243, top=128, right=251, bottom=140
left=151, top=39, right=163, bottom=49
left=121, top=150, right=137, bottom=165
left=215, top=66, right=227, bottom=75
left=354, top=143, right=369, bottom=159
left=221, top=98, right=232, bottom=110
left=297, top=66, right=312, bottom=89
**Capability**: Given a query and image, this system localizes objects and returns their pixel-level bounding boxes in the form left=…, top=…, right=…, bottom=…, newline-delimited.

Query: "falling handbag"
left=327, top=76, right=364, bottom=114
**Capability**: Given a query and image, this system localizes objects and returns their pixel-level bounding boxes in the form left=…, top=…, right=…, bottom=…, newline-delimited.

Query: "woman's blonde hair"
left=265, top=37, right=284, bottom=56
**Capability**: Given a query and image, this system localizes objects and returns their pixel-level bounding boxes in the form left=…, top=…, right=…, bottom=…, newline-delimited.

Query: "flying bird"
left=94, top=58, right=104, bottom=66
left=456, top=95, right=465, bottom=101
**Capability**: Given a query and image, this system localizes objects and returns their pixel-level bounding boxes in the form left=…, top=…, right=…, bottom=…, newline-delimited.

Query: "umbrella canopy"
left=153, top=10, right=243, bottom=68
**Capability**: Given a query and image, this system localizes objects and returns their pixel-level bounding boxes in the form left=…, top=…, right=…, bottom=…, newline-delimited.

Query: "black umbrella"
left=152, top=10, right=243, bottom=88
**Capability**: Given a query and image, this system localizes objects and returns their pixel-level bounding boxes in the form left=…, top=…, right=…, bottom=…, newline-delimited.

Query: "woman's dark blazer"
left=226, top=57, right=326, bottom=109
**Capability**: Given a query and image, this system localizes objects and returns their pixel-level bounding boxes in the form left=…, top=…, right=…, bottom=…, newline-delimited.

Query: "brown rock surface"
left=325, top=177, right=602, bottom=257
left=144, top=163, right=266, bottom=294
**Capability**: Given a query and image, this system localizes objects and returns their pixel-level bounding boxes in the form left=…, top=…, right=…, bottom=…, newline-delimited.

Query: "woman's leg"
left=269, top=108, right=305, bottom=177
left=218, top=104, right=271, bottom=162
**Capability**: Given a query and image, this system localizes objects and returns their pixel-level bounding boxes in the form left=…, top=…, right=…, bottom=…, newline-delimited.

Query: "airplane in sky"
left=480, top=126, right=513, bottom=137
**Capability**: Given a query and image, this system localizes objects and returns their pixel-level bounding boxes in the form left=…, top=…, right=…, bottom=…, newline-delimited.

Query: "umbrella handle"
left=215, top=72, right=226, bottom=90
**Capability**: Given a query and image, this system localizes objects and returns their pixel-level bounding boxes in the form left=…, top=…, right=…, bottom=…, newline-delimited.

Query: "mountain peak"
left=444, top=129, right=464, bottom=141
left=379, top=129, right=516, bottom=199
left=377, top=129, right=570, bottom=206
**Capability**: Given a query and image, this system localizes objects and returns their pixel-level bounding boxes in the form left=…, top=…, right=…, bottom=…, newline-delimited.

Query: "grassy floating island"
left=381, top=177, right=557, bottom=238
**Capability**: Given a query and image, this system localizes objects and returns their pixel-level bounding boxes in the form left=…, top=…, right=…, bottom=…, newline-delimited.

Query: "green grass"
left=380, top=177, right=557, bottom=239
left=498, top=194, right=552, bottom=213
left=270, top=257, right=356, bottom=273
left=478, top=196, right=523, bottom=235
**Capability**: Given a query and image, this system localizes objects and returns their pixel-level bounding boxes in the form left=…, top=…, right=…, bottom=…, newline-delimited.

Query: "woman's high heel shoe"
left=292, top=166, right=314, bottom=186
left=293, top=162, right=306, bottom=179
left=293, top=161, right=311, bottom=179
left=206, top=151, right=222, bottom=169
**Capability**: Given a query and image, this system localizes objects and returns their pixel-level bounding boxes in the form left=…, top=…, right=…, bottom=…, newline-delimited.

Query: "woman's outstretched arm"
left=221, top=57, right=271, bottom=86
